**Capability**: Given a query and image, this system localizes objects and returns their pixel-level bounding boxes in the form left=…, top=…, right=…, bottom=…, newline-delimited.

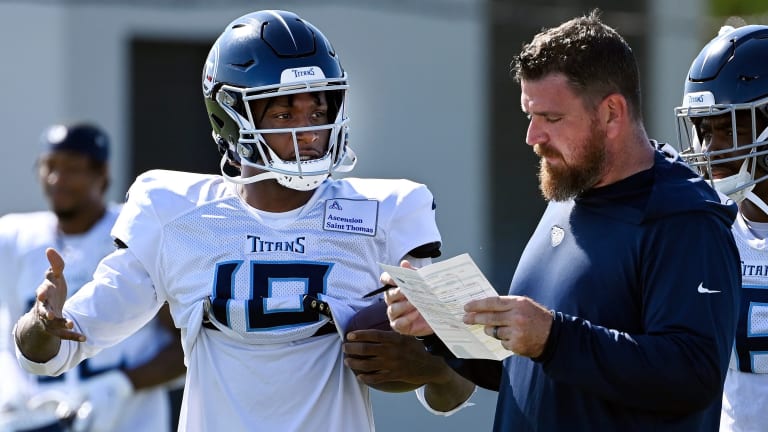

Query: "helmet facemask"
left=202, top=10, right=357, bottom=191
left=675, top=96, right=768, bottom=203
left=215, top=80, right=356, bottom=191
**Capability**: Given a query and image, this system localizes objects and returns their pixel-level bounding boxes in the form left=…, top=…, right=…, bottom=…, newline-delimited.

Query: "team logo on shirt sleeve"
left=323, top=199, right=378, bottom=236
left=551, top=225, right=565, bottom=247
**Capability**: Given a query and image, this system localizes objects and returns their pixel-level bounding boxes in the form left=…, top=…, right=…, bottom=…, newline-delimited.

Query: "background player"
left=675, top=24, right=768, bottom=431
left=0, top=122, right=185, bottom=431
left=13, top=10, right=474, bottom=431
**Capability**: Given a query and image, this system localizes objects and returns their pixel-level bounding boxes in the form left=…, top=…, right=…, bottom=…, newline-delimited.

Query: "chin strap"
left=219, top=147, right=357, bottom=190
left=745, top=191, right=768, bottom=218
left=219, top=154, right=279, bottom=185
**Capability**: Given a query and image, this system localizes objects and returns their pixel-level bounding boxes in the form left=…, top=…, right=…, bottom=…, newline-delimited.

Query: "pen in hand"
left=362, top=284, right=395, bottom=298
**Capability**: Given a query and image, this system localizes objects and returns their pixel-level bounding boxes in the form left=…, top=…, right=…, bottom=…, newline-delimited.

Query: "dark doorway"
left=129, top=38, right=219, bottom=180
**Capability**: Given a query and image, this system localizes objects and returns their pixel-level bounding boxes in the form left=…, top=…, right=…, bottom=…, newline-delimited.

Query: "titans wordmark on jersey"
left=731, top=215, right=768, bottom=374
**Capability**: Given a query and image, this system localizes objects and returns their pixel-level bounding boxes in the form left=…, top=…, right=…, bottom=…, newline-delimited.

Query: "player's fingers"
left=399, top=259, right=415, bottom=269
left=343, top=340, right=386, bottom=359
left=35, top=282, right=50, bottom=303
left=33, top=297, right=65, bottom=323
left=343, top=357, right=379, bottom=374
left=35, top=279, right=68, bottom=319
left=32, top=303, right=86, bottom=342
left=345, top=329, right=399, bottom=344
left=45, top=248, right=65, bottom=277
left=357, top=369, right=403, bottom=385
left=383, top=286, right=406, bottom=305
left=46, top=325, right=86, bottom=342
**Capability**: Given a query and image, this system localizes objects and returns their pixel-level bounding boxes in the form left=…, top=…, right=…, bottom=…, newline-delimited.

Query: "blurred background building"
left=1, top=0, right=766, bottom=430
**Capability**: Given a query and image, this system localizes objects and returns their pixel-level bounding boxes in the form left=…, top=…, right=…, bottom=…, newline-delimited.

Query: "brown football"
left=345, top=301, right=420, bottom=393
left=346, top=300, right=392, bottom=332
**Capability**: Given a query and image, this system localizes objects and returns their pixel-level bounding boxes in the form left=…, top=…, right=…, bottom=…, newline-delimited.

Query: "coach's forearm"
left=424, top=365, right=476, bottom=412
left=14, top=311, right=62, bottom=363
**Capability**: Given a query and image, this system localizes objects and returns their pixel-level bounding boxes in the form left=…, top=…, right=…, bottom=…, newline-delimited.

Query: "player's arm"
left=420, top=359, right=477, bottom=412
left=15, top=248, right=83, bottom=363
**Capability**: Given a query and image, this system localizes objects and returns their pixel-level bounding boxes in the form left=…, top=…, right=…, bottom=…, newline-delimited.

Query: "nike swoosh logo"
left=697, top=282, right=720, bottom=294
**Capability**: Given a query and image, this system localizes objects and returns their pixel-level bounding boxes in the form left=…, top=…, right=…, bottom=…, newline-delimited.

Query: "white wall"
left=0, top=4, right=67, bottom=208
left=647, top=0, right=706, bottom=143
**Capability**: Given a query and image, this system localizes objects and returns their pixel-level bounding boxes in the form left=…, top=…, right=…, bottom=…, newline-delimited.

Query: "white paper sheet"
left=379, top=253, right=513, bottom=360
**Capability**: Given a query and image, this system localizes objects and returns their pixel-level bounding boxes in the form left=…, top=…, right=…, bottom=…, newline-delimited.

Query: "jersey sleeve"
left=385, top=182, right=442, bottom=263
left=540, top=212, right=739, bottom=413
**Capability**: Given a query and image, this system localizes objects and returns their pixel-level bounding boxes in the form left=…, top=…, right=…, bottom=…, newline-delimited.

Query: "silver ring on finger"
left=492, top=325, right=502, bottom=340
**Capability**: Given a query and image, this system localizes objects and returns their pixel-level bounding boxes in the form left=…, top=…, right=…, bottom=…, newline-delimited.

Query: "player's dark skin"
left=344, top=329, right=475, bottom=410
left=237, top=91, right=330, bottom=212
left=695, top=112, right=768, bottom=222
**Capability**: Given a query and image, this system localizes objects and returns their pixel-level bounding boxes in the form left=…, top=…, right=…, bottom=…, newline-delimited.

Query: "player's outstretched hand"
left=31, top=248, right=83, bottom=342
left=382, top=260, right=434, bottom=337
left=14, top=248, right=85, bottom=363
left=15, top=249, right=84, bottom=363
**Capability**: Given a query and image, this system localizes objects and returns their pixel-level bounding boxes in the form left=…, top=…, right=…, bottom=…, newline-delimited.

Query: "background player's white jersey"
left=18, top=170, right=441, bottom=432
left=0, top=204, right=175, bottom=432
left=721, top=212, right=768, bottom=431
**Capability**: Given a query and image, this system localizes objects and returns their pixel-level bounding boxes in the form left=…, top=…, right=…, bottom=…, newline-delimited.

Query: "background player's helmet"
left=202, top=10, right=356, bottom=190
left=675, top=25, right=768, bottom=203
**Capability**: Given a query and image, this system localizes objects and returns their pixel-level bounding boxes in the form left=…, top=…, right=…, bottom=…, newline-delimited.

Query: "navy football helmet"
left=675, top=25, right=768, bottom=205
left=202, top=10, right=355, bottom=190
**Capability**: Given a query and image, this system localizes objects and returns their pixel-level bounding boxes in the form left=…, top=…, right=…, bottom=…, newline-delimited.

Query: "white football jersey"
left=19, top=170, right=441, bottom=432
left=0, top=204, right=174, bottom=432
left=721, top=213, right=768, bottom=431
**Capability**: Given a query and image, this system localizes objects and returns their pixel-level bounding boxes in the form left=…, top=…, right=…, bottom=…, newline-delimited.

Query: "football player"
left=675, top=24, right=768, bottom=431
left=13, top=10, right=473, bottom=431
left=0, top=123, right=185, bottom=431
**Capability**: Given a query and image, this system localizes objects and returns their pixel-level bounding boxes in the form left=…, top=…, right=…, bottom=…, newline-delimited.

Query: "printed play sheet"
left=379, top=254, right=513, bottom=360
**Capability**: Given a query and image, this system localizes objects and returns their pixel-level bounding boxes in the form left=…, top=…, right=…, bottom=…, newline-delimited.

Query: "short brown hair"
left=511, top=9, right=642, bottom=121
